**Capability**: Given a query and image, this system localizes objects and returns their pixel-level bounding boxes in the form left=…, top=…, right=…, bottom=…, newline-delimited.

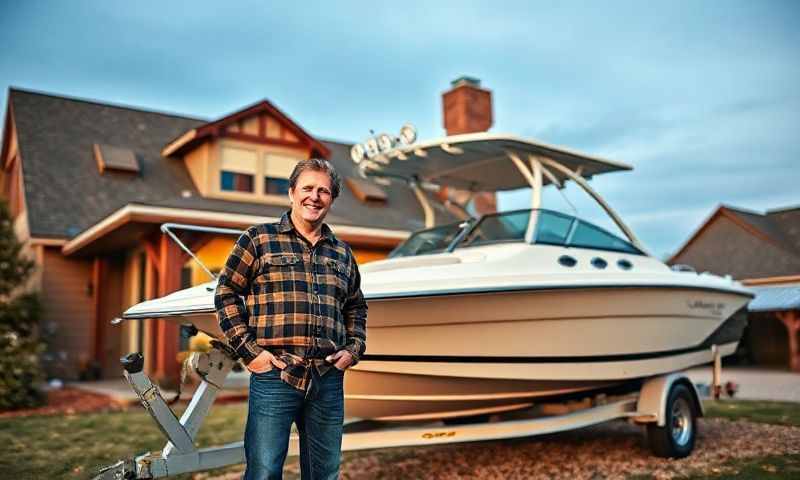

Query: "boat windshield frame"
left=388, top=219, right=474, bottom=258
left=390, top=208, right=646, bottom=258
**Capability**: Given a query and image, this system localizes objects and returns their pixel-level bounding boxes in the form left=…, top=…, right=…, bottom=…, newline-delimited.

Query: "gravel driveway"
left=202, top=417, right=800, bottom=479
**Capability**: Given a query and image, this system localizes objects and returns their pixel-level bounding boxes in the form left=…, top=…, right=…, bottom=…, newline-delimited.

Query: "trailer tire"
left=647, top=383, right=696, bottom=458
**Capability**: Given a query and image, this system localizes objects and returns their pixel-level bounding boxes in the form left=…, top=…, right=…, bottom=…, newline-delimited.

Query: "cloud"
left=1, top=0, right=798, bottom=259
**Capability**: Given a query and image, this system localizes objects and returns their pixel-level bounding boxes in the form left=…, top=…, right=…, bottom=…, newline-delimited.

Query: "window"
left=570, top=220, right=640, bottom=254
left=460, top=210, right=530, bottom=247
left=220, top=147, right=257, bottom=193
left=390, top=221, right=467, bottom=258
left=535, top=210, right=574, bottom=245
left=265, top=177, right=290, bottom=195
left=532, top=209, right=641, bottom=254
left=263, top=154, right=296, bottom=196
left=221, top=171, right=254, bottom=192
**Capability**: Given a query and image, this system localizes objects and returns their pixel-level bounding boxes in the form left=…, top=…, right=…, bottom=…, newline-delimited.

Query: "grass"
left=0, top=402, right=249, bottom=479
left=1, top=399, right=798, bottom=479
left=702, top=399, right=800, bottom=427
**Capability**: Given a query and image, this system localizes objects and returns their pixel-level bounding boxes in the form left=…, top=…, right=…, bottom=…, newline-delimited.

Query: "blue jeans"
left=244, top=367, right=344, bottom=480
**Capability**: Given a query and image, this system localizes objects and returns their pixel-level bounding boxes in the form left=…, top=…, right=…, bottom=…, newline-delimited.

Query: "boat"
left=121, top=132, right=753, bottom=422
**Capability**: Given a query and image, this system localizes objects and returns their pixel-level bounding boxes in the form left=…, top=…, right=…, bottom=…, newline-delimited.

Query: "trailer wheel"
left=647, top=383, right=696, bottom=458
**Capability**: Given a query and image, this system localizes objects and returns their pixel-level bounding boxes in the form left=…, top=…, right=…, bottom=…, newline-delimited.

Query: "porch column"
left=776, top=310, right=800, bottom=372
left=153, top=233, right=185, bottom=384
left=91, top=257, right=106, bottom=377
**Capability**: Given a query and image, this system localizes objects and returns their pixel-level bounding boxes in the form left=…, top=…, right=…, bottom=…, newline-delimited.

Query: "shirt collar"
left=279, top=210, right=336, bottom=244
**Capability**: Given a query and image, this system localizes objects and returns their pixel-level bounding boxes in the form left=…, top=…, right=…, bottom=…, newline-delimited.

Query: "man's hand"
left=326, top=350, right=354, bottom=371
left=247, top=350, right=287, bottom=374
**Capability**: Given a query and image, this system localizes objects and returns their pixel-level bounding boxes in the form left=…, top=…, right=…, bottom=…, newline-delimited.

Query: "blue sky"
left=1, top=1, right=798, bottom=257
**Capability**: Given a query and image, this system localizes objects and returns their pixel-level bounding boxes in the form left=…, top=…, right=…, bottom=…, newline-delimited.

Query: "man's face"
left=288, top=169, right=334, bottom=225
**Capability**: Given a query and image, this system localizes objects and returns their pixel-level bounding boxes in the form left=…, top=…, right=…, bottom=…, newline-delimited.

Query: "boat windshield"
left=389, top=221, right=469, bottom=258
left=534, top=209, right=642, bottom=254
left=390, top=209, right=643, bottom=257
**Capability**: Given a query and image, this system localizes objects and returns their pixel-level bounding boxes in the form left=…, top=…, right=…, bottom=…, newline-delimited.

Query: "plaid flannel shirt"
left=215, top=212, right=367, bottom=391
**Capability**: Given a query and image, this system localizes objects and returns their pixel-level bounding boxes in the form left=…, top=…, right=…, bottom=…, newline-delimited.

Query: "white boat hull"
left=131, top=284, right=748, bottom=421
left=343, top=285, right=748, bottom=420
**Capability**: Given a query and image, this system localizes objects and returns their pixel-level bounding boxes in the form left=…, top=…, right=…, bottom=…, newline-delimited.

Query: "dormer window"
left=264, top=154, right=295, bottom=195
left=220, top=146, right=256, bottom=193
left=221, top=171, right=254, bottom=192
left=163, top=99, right=331, bottom=206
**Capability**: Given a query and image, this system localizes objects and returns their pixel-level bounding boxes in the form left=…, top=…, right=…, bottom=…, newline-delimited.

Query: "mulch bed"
left=0, top=387, right=126, bottom=418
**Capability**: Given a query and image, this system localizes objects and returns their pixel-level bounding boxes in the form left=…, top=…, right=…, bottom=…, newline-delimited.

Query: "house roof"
left=766, top=205, right=800, bottom=252
left=669, top=204, right=800, bottom=278
left=5, top=88, right=438, bottom=244
left=725, top=206, right=798, bottom=252
left=161, top=99, right=331, bottom=159
left=748, top=283, right=800, bottom=312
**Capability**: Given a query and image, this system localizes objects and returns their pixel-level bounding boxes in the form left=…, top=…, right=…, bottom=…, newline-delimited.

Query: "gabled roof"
left=725, top=206, right=797, bottom=251
left=766, top=205, right=800, bottom=252
left=668, top=203, right=800, bottom=278
left=670, top=205, right=799, bottom=262
left=4, top=88, right=437, bottom=245
left=162, top=99, right=331, bottom=159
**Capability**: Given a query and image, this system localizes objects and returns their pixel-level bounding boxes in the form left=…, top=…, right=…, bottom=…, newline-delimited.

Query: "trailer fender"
left=634, top=373, right=703, bottom=426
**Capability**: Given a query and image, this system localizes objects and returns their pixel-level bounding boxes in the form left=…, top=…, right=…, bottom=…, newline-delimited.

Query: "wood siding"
left=41, top=247, right=94, bottom=380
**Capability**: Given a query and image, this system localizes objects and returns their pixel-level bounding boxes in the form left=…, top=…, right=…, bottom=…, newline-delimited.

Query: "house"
left=669, top=205, right=800, bottom=371
left=0, top=78, right=489, bottom=384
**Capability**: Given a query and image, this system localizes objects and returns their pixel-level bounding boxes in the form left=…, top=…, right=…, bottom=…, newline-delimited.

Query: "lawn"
left=0, top=402, right=249, bottom=479
left=702, top=399, right=800, bottom=427
left=1, top=398, right=798, bottom=479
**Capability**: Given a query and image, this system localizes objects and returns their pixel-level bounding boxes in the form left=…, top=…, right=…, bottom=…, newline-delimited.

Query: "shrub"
left=0, top=200, right=45, bottom=410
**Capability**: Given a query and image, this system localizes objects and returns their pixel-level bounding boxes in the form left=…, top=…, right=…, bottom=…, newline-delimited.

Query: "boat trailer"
left=93, top=340, right=721, bottom=479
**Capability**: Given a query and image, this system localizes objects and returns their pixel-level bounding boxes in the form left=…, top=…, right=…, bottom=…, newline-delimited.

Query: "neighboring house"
left=0, top=79, right=487, bottom=384
left=669, top=205, right=800, bottom=371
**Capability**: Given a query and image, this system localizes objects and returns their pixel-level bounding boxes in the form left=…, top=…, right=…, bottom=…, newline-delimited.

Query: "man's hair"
left=288, top=158, right=342, bottom=199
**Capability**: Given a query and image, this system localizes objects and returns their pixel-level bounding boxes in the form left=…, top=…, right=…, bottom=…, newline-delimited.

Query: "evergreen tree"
left=0, top=199, right=45, bottom=410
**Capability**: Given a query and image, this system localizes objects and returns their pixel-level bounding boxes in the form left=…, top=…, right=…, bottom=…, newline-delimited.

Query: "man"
left=215, top=158, right=367, bottom=480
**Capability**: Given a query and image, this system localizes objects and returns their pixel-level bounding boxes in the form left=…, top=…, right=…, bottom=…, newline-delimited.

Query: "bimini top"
left=358, top=132, right=632, bottom=192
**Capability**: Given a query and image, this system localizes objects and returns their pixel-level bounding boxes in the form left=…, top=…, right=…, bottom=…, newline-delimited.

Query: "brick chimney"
left=439, top=76, right=497, bottom=216
left=442, top=76, right=493, bottom=136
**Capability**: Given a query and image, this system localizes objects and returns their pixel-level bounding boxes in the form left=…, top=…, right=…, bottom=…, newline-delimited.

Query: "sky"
left=1, top=1, right=798, bottom=258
